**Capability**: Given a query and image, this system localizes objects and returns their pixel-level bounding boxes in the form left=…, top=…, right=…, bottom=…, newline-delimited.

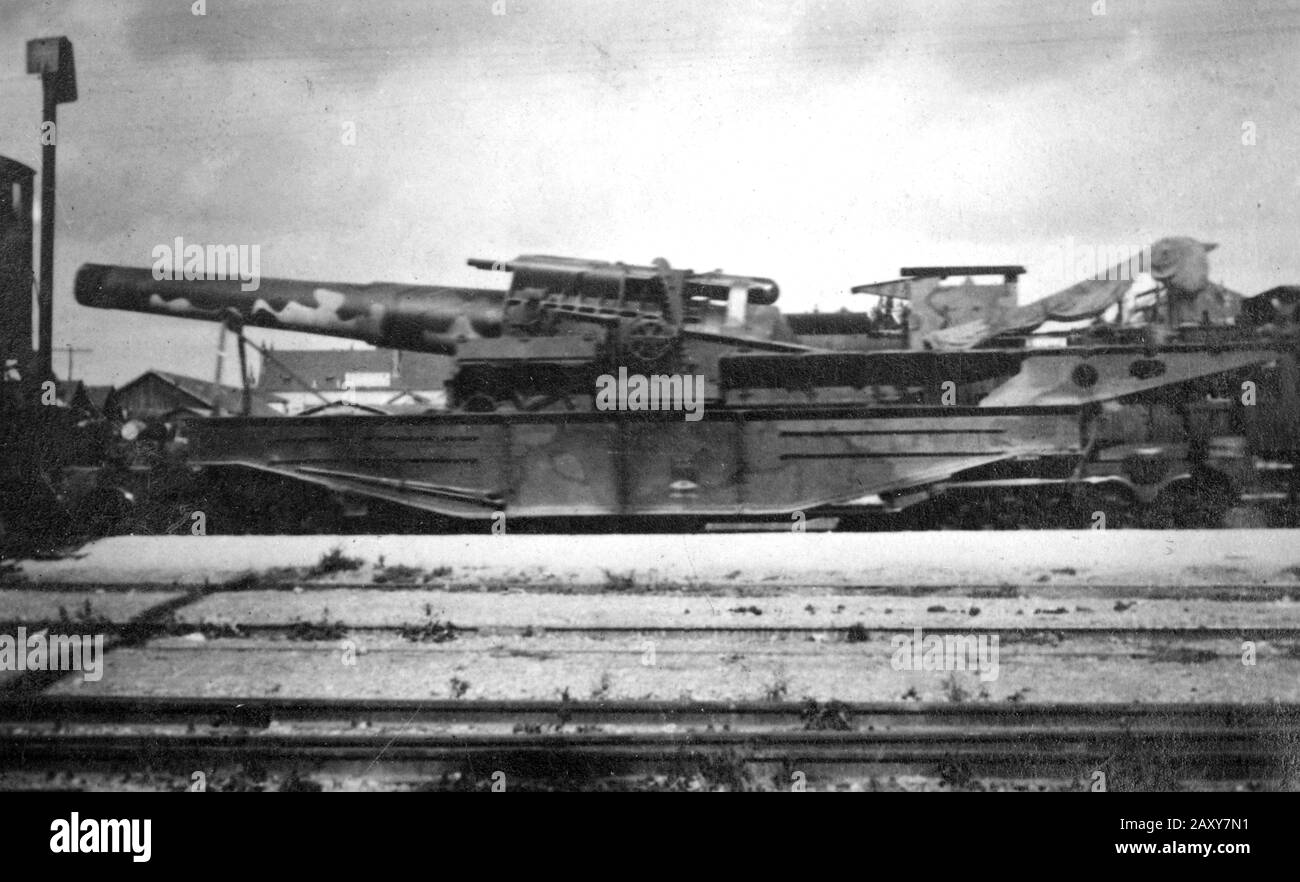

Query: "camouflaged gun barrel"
left=74, top=264, right=504, bottom=355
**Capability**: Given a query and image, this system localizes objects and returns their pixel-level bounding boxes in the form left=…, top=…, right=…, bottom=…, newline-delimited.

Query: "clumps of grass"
left=591, top=672, right=613, bottom=699
left=801, top=699, right=852, bottom=731
left=210, top=762, right=270, bottom=793
left=0, top=604, right=117, bottom=642
left=763, top=671, right=789, bottom=702
left=307, top=547, right=364, bottom=578
left=943, top=673, right=971, bottom=703
left=47, top=600, right=114, bottom=635
left=602, top=570, right=637, bottom=591
left=286, top=611, right=347, bottom=641
left=399, top=619, right=459, bottom=643
left=845, top=622, right=870, bottom=643
left=188, top=622, right=245, bottom=639
left=373, top=564, right=424, bottom=584
left=729, top=605, right=763, bottom=616
left=658, top=749, right=757, bottom=792
left=221, top=572, right=266, bottom=591
left=448, top=676, right=470, bottom=698
left=279, top=770, right=323, bottom=792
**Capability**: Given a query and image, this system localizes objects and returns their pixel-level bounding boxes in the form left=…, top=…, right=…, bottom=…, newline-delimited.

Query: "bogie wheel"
left=1143, top=473, right=1233, bottom=529
left=1076, top=484, right=1138, bottom=530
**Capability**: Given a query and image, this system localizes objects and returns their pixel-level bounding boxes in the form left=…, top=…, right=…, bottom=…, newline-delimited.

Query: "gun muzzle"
left=75, top=264, right=503, bottom=355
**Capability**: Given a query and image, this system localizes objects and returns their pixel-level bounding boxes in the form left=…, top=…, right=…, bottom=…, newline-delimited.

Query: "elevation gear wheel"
left=623, top=317, right=676, bottom=364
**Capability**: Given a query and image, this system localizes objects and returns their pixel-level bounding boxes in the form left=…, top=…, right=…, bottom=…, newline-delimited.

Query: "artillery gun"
left=9, top=35, right=1299, bottom=539
left=72, top=246, right=1300, bottom=533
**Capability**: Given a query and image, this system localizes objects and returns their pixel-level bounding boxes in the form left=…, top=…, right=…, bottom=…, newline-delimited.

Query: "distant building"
left=52, top=380, right=107, bottom=419
left=83, top=384, right=117, bottom=419
left=106, top=370, right=282, bottom=420
left=256, top=349, right=453, bottom=414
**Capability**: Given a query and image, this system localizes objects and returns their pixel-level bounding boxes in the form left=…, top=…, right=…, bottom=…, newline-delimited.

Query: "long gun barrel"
left=74, top=264, right=503, bottom=355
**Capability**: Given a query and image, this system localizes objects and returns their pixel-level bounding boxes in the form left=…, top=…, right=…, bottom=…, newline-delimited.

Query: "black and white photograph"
left=0, top=0, right=1296, bottom=840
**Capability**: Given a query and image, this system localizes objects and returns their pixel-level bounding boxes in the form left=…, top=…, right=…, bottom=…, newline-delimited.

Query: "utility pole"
left=26, top=37, right=77, bottom=383
left=212, top=324, right=229, bottom=416
left=61, top=343, right=92, bottom=380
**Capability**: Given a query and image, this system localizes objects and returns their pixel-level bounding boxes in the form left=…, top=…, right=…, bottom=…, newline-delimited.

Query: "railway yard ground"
left=3, top=530, right=1300, bottom=792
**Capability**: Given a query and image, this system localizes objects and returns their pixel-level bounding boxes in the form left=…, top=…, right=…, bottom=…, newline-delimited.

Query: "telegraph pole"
left=26, top=37, right=77, bottom=382
left=62, top=343, right=92, bottom=380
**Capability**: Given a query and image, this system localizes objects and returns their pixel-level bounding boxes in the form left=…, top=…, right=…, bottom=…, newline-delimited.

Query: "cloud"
left=2, top=0, right=1298, bottom=384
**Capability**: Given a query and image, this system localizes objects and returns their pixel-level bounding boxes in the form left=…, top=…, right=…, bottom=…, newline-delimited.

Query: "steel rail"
left=2, top=696, right=1298, bottom=729
left=0, top=729, right=1286, bottom=774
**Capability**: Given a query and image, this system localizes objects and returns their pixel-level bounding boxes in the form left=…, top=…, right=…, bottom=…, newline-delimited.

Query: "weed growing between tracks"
left=763, top=671, right=789, bottom=702
left=846, top=622, right=871, bottom=643
left=801, top=700, right=853, bottom=730
left=0, top=600, right=115, bottom=641
left=398, top=619, right=458, bottom=643
left=601, top=570, right=637, bottom=591
left=428, top=749, right=766, bottom=792
left=307, top=547, right=365, bottom=578
left=286, top=613, right=348, bottom=641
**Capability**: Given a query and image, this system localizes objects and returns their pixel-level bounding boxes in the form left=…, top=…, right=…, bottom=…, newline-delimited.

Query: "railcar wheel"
left=1144, top=474, right=1233, bottom=529
left=1076, top=485, right=1138, bottom=530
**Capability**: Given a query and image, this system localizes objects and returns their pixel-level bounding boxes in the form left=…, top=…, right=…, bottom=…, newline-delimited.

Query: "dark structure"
left=6, top=32, right=1299, bottom=538
left=70, top=250, right=1300, bottom=532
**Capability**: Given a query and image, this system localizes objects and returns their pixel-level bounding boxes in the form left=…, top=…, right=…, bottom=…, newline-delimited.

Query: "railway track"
left=2, top=695, right=1299, bottom=729
left=1, top=697, right=1296, bottom=789
left=5, top=531, right=1300, bottom=789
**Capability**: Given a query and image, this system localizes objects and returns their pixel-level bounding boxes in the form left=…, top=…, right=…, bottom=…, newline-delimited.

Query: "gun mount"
left=14, top=34, right=1300, bottom=539
left=76, top=256, right=809, bottom=412
left=58, top=221, right=1300, bottom=532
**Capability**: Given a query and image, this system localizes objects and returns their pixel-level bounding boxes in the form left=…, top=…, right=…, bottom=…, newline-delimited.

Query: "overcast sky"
left=2, top=0, right=1298, bottom=385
